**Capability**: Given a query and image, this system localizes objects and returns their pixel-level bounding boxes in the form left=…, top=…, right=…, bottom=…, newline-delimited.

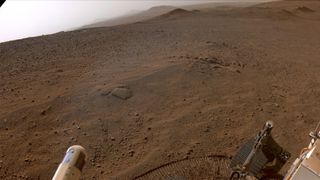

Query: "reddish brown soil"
left=1, top=0, right=320, bottom=179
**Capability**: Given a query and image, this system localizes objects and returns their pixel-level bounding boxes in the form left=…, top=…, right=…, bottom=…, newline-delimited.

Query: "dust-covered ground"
left=1, top=0, right=320, bottom=179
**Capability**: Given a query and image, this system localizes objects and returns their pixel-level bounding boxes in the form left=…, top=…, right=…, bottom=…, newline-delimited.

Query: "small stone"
left=186, top=149, right=193, bottom=155
left=111, top=87, right=132, bottom=100
left=204, top=126, right=210, bottom=132
left=110, top=137, right=115, bottom=141
left=41, top=110, right=46, bottom=115
left=128, top=150, right=135, bottom=157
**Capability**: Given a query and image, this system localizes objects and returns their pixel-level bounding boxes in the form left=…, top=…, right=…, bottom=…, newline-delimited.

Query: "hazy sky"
left=0, top=0, right=269, bottom=43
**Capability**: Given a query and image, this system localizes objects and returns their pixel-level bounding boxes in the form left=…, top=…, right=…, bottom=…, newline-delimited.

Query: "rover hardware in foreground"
left=52, top=121, right=320, bottom=180
left=230, top=121, right=320, bottom=180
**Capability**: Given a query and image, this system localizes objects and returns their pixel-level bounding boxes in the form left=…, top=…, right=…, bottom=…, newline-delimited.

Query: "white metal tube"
left=52, top=145, right=87, bottom=180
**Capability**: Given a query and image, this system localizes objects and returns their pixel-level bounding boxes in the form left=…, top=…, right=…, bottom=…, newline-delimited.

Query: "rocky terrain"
left=1, top=0, right=320, bottom=179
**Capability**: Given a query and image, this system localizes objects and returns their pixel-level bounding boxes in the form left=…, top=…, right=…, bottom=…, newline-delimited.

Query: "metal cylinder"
left=52, top=145, right=87, bottom=180
left=265, top=121, right=274, bottom=129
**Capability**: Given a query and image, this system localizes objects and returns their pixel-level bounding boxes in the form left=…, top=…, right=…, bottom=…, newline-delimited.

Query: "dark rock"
left=128, top=150, right=135, bottom=157
left=40, top=110, right=46, bottom=115
left=186, top=149, right=193, bottom=155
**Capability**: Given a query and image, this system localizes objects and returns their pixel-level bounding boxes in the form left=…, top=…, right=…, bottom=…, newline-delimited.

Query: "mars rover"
left=52, top=121, right=320, bottom=180
left=230, top=121, right=320, bottom=180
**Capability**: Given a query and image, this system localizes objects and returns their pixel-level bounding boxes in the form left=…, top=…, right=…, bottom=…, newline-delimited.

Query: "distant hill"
left=79, top=2, right=264, bottom=29
left=80, top=5, right=177, bottom=29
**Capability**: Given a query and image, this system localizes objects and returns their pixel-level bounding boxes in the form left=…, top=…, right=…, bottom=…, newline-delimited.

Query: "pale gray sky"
left=0, top=0, right=270, bottom=43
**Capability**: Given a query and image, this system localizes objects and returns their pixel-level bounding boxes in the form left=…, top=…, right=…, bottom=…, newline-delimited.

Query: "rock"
left=204, top=127, right=210, bottom=132
left=186, top=149, right=193, bottom=155
left=111, top=87, right=132, bottom=100
left=40, top=110, right=46, bottom=115
left=41, top=106, right=52, bottom=115
left=100, top=90, right=111, bottom=96
left=207, top=57, right=219, bottom=64
left=297, top=6, right=314, bottom=13
left=110, top=137, right=115, bottom=141
left=128, top=150, right=135, bottom=157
